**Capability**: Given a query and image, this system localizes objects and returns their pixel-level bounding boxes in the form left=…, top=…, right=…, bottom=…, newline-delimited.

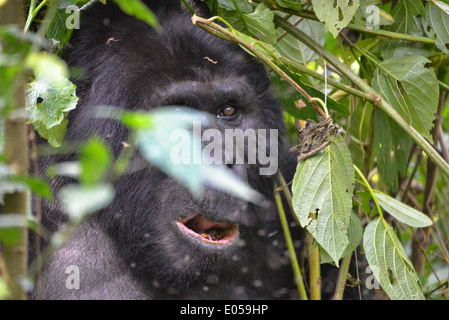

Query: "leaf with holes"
left=292, top=136, right=354, bottom=265
left=381, top=0, right=426, bottom=59
left=363, top=218, right=425, bottom=300
left=312, top=0, right=360, bottom=38
left=423, top=1, right=449, bottom=54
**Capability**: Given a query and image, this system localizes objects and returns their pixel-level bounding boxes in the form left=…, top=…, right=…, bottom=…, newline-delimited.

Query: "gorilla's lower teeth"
left=178, top=215, right=239, bottom=244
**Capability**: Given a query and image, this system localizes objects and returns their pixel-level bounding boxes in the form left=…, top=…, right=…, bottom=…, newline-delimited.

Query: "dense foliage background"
left=0, top=0, right=448, bottom=300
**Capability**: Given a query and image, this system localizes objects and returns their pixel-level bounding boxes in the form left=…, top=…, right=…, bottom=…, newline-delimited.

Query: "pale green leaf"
left=32, top=118, right=68, bottom=148
left=373, top=108, right=412, bottom=192
left=133, top=108, right=264, bottom=204
left=59, top=184, right=115, bottom=222
left=26, top=53, right=78, bottom=147
left=320, top=212, right=362, bottom=264
left=242, top=3, right=276, bottom=44
left=423, top=1, right=449, bottom=54
left=312, top=0, right=360, bottom=38
left=363, top=218, right=425, bottom=300
left=373, top=190, right=433, bottom=228
left=216, top=0, right=253, bottom=13
left=372, top=55, right=439, bottom=142
left=275, top=16, right=325, bottom=65
left=381, top=1, right=427, bottom=59
left=355, top=1, right=394, bottom=27
left=292, top=136, right=355, bottom=265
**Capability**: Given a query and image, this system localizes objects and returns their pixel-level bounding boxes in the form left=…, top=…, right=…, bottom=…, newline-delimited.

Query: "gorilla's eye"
left=218, top=105, right=238, bottom=118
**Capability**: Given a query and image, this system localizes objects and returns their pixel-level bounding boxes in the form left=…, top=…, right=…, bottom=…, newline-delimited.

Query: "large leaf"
left=373, top=108, right=412, bottom=192
left=312, top=0, right=360, bottom=38
left=276, top=16, right=325, bottom=65
left=320, top=212, right=362, bottom=264
left=292, top=136, right=354, bottom=265
left=381, top=0, right=427, bottom=59
left=216, top=0, right=253, bottom=13
left=372, top=55, right=439, bottom=142
left=26, top=53, right=78, bottom=147
left=129, top=108, right=264, bottom=204
left=423, top=1, right=449, bottom=54
left=363, top=218, right=425, bottom=300
left=373, top=190, right=433, bottom=228
left=242, top=3, right=276, bottom=44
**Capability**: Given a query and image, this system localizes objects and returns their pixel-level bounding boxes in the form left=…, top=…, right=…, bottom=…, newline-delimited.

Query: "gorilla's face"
left=64, top=2, right=285, bottom=293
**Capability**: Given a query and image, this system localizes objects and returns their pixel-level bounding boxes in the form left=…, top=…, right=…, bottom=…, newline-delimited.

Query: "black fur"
left=32, top=0, right=371, bottom=300
left=34, top=0, right=299, bottom=299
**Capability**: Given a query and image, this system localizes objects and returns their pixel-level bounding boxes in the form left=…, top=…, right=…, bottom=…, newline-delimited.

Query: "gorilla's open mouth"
left=176, top=215, right=239, bottom=245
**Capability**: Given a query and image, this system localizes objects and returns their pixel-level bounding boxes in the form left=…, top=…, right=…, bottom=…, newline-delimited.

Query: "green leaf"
left=423, top=1, right=449, bottom=54
left=275, top=16, right=325, bottom=65
left=215, top=0, right=253, bottom=13
left=112, top=0, right=158, bottom=28
left=355, top=1, right=394, bottom=27
left=363, top=218, right=425, bottom=300
left=79, top=137, right=112, bottom=186
left=0, top=277, right=9, bottom=300
left=32, top=119, right=68, bottom=148
left=9, top=176, right=52, bottom=200
left=292, top=136, right=355, bottom=265
left=381, top=0, right=427, bottom=59
left=26, top=53, right=78, bottom=147
left=121, top=111, right=155, bottom=129
left=242, top=3, right=276, bottom=44
left=373, top=108, right=412, bottom=192
left=372, top=55, right=439, bottom=142
left=320, top=212, right=362, bottom=264
left=58, top=183, right=115, bottom=222
left=373, top=190, right=433, bottom=228
left=273, top=0, right=303, bottom=11
left=131, top=108, right=264, bottom=204
left=312, top=0, right=360, bottom=38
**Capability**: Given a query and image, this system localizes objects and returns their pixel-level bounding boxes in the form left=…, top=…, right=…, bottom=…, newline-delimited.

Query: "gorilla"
left=31, top=0, right=367, bottom=300
left=32, top=0, right=301, bottom=300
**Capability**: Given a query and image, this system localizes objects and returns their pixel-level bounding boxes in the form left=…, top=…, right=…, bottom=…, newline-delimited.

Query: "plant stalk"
left=273, top=14, right=449, bottom=179
left=274, top=185, right=308, bottom=300
left=0, top=0, right=30, bottom=300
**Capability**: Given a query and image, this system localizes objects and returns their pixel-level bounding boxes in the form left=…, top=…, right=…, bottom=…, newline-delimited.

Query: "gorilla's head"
left=62, top=0, right=287, bottom=295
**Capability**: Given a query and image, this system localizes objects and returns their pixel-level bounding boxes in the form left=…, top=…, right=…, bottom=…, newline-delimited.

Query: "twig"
left=297, top=140, right=331, bottom=162
left=273, top=13, right=449, bottom=179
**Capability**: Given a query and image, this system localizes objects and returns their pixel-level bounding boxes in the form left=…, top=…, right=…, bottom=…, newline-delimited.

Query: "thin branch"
left=273, top=13, right=449, bottom=179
